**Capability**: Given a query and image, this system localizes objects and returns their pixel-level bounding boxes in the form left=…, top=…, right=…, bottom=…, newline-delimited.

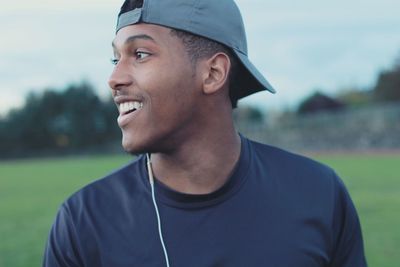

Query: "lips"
left=119, top=101, right=143, bottom=115
left=117, top=100, right=143, bottom=127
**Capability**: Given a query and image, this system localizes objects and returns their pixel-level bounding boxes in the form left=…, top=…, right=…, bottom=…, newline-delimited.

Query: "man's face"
left=109, top=23, right=202, bottom=154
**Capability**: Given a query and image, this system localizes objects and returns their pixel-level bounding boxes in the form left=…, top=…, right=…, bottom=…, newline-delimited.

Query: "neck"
left=150, top=117, right=241, bottom=195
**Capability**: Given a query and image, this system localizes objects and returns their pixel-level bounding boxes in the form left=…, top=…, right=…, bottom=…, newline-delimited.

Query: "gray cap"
left=116, top=0, right=276, bottom=99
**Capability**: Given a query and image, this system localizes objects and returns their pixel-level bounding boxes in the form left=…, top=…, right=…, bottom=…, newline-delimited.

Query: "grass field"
left=0, top=153, right=399, bottom=267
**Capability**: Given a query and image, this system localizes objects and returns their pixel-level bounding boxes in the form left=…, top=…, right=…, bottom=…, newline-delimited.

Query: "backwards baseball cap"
left=116, top=0, right=276, bottom=99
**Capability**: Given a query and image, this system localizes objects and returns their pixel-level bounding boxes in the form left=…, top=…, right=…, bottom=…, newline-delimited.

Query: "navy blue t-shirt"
left=43, top=137, right=367, bottom=266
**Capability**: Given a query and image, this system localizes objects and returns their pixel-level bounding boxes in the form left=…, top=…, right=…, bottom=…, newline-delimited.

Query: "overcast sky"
left=1, top=0, right=400, bottom=114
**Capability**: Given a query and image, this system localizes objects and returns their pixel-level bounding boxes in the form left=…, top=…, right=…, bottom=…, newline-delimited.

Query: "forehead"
left=112, top=23, right=177, bottom=50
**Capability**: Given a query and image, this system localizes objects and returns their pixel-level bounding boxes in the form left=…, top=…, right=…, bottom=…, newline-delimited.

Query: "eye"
left=110, top=58, right=119, bottom=65
left=135, top=51, right=151, bottom=60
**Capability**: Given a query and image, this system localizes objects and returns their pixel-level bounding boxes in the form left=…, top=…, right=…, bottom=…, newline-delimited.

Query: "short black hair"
left=169, top=29, right=240, bottom=108
left=118, top=0, right=241, bottom=108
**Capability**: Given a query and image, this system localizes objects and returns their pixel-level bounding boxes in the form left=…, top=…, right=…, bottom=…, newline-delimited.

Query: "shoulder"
left=245, top=138, right=367, bottom=265
left=244, top=137, right=345, bottom=205
left=63, top=155, right=148, bottom=213
left=43, top=156, right=148, bottom=266
left=248, top=138, right=335, bottom=180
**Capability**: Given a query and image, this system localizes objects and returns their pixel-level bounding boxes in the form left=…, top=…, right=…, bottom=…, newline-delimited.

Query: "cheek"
left=149, top=85, right=191, bottom=121
left=146, top=65, right=196, bottom=113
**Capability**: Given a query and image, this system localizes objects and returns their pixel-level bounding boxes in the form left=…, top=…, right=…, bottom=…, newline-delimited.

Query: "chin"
left=120, top=126, right=177, bottom=155
left=121, top=132, right=159, bottom=155
left=123, top=144, right=147, bottom=156
left=122, top=136, right=145, bottom=155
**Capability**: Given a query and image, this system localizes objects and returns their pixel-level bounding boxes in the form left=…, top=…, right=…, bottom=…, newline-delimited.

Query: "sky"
left=1, top=0, right=400, bottom=114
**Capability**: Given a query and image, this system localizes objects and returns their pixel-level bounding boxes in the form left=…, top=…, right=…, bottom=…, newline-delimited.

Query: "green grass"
left=0, top=155, right=132, bottom=267
left=315, top=154, right=400, bottom=267
left=0, top=153, right=399, bottom=267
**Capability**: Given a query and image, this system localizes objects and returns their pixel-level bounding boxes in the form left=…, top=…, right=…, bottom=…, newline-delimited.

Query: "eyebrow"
left=112, top=34, right=157, bottom=48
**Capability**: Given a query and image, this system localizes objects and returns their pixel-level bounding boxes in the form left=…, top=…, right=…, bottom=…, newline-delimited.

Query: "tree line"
left=297, top=55, right=400, bottom=114
left=0, top=82, right=120, bottom=158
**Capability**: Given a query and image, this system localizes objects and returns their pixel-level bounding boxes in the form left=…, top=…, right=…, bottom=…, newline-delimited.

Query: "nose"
left=108, top=61, right=133, bottom=92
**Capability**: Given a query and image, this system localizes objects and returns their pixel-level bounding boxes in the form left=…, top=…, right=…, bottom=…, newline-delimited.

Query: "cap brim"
left=233, top=49, right=276, bottom=99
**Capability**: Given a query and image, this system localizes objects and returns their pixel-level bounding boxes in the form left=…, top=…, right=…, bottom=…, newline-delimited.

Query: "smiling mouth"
left=119, top=101, right=143, bottom=115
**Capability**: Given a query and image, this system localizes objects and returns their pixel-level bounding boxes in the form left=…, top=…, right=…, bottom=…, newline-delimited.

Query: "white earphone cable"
left=146, top=154, right=171, bottom=267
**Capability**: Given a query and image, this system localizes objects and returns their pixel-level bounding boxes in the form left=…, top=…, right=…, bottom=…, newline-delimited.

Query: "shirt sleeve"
left=329, top=173, right=368, bottom=267
left=43, top=204, right=84, bottom=267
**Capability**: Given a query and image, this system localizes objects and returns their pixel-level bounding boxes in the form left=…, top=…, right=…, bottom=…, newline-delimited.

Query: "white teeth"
left=119, top=101, right=143, bottom=114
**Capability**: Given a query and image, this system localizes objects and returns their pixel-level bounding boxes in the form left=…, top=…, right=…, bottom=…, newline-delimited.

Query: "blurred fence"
left=237, top=102, right=400, bottom=152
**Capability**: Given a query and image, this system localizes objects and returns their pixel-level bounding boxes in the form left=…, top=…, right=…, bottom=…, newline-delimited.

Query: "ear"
left=201, top=53, right=231, bottom=95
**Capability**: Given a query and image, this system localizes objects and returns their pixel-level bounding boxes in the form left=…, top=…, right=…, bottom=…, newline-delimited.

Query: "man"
left=43, top=0, right=367, bottom=266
